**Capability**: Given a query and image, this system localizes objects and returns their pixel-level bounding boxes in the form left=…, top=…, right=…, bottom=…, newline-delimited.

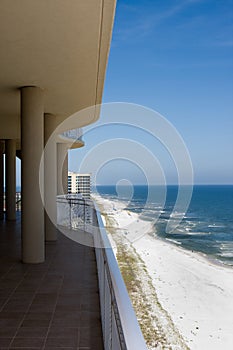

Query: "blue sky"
left=69, top=0, right=233, bottom=185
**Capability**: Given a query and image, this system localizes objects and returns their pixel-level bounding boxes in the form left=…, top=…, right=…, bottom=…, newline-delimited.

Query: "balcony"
left=0, top=196, right=147, bottom=349
left=0, top=215, right=103, bottom=349
left=59, top=129, right=84, bottom=149
left=0, top=0, right=119, bottom=347
left=61, top=129, right=83, bottom=142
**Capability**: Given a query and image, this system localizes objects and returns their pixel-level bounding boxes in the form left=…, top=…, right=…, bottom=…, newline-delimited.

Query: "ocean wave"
left=218, top=252, right=233, bottom=258
left=170, top=212, right=186, bottom=217
left=185, top=231, right=212, bottom=236
left=95, top=186, right=233, bottom=266
left=165, top=238, right=182, bottom=245
left=219, top=242, right=233, bottom=250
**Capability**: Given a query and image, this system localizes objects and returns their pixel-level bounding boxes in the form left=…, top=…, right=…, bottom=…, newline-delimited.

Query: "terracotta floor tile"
left=45, top=337, right=78, bottom=347
left=44, top=348, right=75, bottom=350
left=20, top=319, right=51, bottom=328
left=0, top=338, right=12, bottom=347
left=28, top=304, right=55, bottom=313
left=0, top=312, right=25, bottom=320
left=0, top=327, right=18, bottom=337
left=24, top=312, right=52, bottom=320
left=15, top=326, right=48, bottom=337
left=0, top=319, right=22, bottom=327
left=47, top=326, right=78, bottom=338
left=10, top=337, right=45, bottom=348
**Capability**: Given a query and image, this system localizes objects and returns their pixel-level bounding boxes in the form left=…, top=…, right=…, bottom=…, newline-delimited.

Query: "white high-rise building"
left=68, top=172, right=91, bottom=199
left=68, top=172, right=77, bottom=194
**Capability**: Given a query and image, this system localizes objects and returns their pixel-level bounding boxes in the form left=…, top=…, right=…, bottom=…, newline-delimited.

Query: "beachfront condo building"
left=0, top=1, right=146, bottom=349
left=68, top=172, right=91, bottom=199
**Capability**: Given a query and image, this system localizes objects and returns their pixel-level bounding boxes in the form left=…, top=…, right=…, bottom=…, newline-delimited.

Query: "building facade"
left=68, top=172, right=91, bottom=199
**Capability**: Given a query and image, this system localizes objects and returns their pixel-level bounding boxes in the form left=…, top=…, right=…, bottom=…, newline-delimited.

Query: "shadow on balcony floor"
left=0, top=213, right=103, bottom=349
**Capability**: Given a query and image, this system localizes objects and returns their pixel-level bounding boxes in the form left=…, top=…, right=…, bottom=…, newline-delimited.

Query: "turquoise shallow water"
left=96, top=185, right=233, bottom=267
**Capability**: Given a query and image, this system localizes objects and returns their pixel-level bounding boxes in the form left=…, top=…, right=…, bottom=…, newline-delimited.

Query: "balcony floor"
left=0, top=213, right=103, bottom=349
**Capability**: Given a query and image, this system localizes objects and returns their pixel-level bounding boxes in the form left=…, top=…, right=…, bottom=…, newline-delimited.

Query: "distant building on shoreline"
left=68, top=172, right=91, bottom=199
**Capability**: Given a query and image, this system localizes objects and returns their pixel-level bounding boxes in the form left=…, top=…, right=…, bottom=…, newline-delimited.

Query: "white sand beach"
left=93, top=194, right=233, bottom=350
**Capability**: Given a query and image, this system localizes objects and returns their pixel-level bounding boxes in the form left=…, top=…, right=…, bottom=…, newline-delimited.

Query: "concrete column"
left=0, top=141, right=4, bottom=220
left=44, top=113, right=57, bottom=241
left=5, top=139, right=16, bottom=220
left=21, top=86, right=44, bottom=263
left=57, top=143, right=69, bottom=195
left=63, top=151, right=68, bottom=194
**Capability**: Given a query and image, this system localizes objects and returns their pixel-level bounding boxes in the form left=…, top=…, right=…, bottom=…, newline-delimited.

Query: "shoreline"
left=155, top=232, right=233, bottom=272
left=93, top=193, right=233, bottom=350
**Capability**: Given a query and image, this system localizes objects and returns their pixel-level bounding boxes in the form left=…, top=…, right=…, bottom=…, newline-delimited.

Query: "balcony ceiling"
left=0, top=0, right=116, bottom=139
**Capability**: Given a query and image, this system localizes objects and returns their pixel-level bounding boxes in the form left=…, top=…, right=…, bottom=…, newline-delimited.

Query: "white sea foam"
left=170, top=212, right=185, bottom=217
left=218, top=252, right=233, bottom=258
left=187, top=231, right=212, bottom=236
left=219, top=242, right=233, bottom=249
left=165, top=238, right=182, bottom=245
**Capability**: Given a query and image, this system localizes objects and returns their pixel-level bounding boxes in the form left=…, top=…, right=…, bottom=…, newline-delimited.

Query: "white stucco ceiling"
left=0, top=0, right=116, bottom=139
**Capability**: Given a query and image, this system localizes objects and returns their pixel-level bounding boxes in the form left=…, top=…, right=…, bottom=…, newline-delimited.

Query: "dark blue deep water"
left=95, top=185, right=233, bottom=267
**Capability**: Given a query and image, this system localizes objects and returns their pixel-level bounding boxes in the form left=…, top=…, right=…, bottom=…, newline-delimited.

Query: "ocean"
left=95, top=185, right=233, bottom=267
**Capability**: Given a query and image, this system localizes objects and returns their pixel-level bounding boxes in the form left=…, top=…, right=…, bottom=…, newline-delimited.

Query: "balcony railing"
left=57, top=195, right=147, bottom=350
left=3, top=192, right=21, bottom=212
left=61, top=128, right=83, bottom=142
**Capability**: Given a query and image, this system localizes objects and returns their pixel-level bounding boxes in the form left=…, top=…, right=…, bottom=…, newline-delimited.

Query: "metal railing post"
left=70, top=198, right=72, bottom=229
